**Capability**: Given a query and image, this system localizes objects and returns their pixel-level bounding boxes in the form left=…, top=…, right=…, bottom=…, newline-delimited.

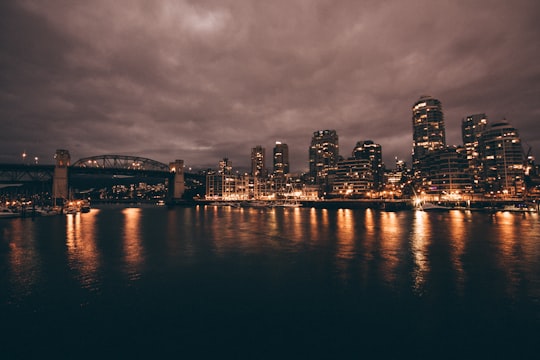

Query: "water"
left=1, top=206, right=539, bottom=358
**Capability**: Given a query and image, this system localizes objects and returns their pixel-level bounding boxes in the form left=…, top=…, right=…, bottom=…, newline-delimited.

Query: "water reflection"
left=410, top=211, right=431, bottom=295
left=334, top=209, right=355, bottom=281
left=283, top=208, right=304, bottom=245
left=378, top=211, right=405, bottom=287
left=448, top=210, right=467, bottom=296
left=492, top=212, right=531, bottom=300
left=2, top=205, right=539, bottom=348
left=6, top=219, right=40, bottom=300
left=335, top=209, right=355, bottom=259
left=66, top=210, right=100, bottom=289
left=122, top=208, right=143, bottom=280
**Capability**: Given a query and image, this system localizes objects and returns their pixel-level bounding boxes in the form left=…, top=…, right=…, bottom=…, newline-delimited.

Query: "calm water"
left=1, top=205, right=539, bottom=358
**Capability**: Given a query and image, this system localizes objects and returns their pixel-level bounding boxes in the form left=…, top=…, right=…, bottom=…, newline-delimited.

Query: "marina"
left=1, top=196, right=538, bottom=217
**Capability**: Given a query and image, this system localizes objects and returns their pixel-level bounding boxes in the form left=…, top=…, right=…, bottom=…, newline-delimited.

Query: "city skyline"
left=1, top=0, right=539, bottom=172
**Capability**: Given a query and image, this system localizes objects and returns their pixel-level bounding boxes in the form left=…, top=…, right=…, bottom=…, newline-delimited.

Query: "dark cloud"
left=1, top=0, right=539, bottom=171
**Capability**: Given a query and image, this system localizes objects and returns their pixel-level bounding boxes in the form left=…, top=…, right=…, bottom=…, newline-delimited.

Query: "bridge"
left=0, top=150, right=187, bottom=205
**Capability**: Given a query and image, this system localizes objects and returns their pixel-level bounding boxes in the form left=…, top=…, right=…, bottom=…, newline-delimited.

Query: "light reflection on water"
left=378, top=211, right=405, bottom=288
left=6, top=218, right=39, bottom=301
left=411, top=210, right=431, bottom=295
left=66, top=210, right=100, bottom=290
left=122, top=207, right=143, bottom=281
left=1, top=207, right=539, bottom=299
left=493, top=211, right=540, bottom=302
left=448, top=210, right=467, bottom=296
left=1, top=206, right=539, bottom=357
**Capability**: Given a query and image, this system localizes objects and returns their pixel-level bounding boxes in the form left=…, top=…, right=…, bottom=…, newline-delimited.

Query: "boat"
left=418, top=202, right=452, bottom=211
left=34, top=207, right=60, bottom=216
left=64, top=205, right=78, bottom=215
left=0, top=207, right=20, bottom=219
left=80, top=200, right=91, bottom=213
left=501, top=204, right=537, bottom=213
left=241, top=200, right=270, bottom=208
left=269, top=200, right=302, bottom=208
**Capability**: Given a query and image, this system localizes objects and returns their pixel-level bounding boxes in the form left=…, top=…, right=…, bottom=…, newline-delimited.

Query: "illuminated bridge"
left=0, top=150, right=191, bottom=204
left=71, top=155, right=172, bottom=178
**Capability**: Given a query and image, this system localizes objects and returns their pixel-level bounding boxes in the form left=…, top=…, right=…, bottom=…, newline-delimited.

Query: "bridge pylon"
left=53, top=149, right=70, bottom=206
left=169, top=160, right=185, bottom=201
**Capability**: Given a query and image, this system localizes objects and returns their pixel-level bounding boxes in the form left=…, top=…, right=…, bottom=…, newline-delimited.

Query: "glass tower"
left=309, top=130, right=339, bottom=184
left=412, top=95, right=446, bottom=175
left=251, top=145, right=266, bottom=178
left=479, top=119, right=524, bottom=195
left=273, top=141, right=289, bottom=178
left=462, top=113, right=488, bottom=188
left=353, top=140, right=384, bottom=190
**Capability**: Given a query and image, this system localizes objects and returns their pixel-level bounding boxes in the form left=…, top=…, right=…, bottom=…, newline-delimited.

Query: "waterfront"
left=1, top=205, right=539, bottom=358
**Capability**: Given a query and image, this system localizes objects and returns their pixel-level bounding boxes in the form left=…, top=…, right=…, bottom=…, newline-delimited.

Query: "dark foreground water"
left=1, top=205, right=539, bottom=359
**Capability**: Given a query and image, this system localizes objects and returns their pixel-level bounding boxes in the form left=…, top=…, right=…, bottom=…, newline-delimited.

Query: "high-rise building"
left=479, top=119, right=524, bottom=195
left=273, top=141, right=289, bottom=178
left=353, top=140, right=384, bottom=190
left=251, top=145, right=266, bottom=178
left=309, top=130, right=339, bottom=184
left=462, top=114, right=488, bottom=187
left=218, top=157, right=233, bottom=175
left=328, top=158, right=373, bottom=198
left=420, top=146, right=472, bottom=198
left=412, top=95, right=446, bottom=176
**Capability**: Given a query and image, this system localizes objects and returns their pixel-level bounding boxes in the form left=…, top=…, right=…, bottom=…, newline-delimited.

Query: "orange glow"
left=411, top=211, right=431, bottom=295
left=8, top=219, right=39, bottom=296
left=66, top=208, right=100, bottom=289
left=122, top=208, right=143, bottom=279
left=335, top=209, right=355, bottom=281
left=493, top=211, right=521, bottom=298
left=378, top=211, right=404, bottom=287
left=448, top=210, right=467, bottom=296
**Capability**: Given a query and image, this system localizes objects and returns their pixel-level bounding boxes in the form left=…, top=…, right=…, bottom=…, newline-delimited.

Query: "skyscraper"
left=353, top=140, right=384, bottom=190
left=479, top=119, right=524, bottom=195
left=412, top=95, right=446, bottom=175
left=309, top=130, right=339, bottom=184
left=251, top=145, right=266, bottom=178
left=273, top=141, right=289, bottom=178
left=462, top=113, right=488, bottom=187
left=218, top=157, right=233, bottom=175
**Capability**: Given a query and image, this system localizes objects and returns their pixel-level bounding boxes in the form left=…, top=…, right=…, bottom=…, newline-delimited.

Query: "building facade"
left=412, top=95, right=446, bottom=179
left=251, top=145, right=266, bottom=178
left=219, top=157, right=233, bottom=175
left=479, top=119, right=525, bottom=196
left=352, top=140, right=384, bottom=190
left=420, top=147, right=473, bottom=199
left=462, top=113, right=488, bottom=189
left=328, top=158, right=373, bottom=198
left=273, top=141, right=289, bottom=178
left=309, top=130, right=339, bottom=184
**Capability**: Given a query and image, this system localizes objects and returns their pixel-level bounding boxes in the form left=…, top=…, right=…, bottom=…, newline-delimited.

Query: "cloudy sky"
left=1, top=0, right=539, bottom=172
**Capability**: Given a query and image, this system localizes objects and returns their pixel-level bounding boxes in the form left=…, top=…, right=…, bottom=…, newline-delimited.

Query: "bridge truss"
left=0, top=164, right=55, bottom=183
left=72, top=155, right=170, bottom=172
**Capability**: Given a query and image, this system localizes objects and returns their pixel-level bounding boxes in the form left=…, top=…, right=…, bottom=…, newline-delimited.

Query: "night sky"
left=1, top=0, right=539, bottom=172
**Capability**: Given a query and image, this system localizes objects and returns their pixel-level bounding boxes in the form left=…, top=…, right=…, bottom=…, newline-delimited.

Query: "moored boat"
left=0, top=207, right=20, bottom=219
left=418, top=202, right=452, bottom=211
left=501, top=204, right=537, bottom=213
